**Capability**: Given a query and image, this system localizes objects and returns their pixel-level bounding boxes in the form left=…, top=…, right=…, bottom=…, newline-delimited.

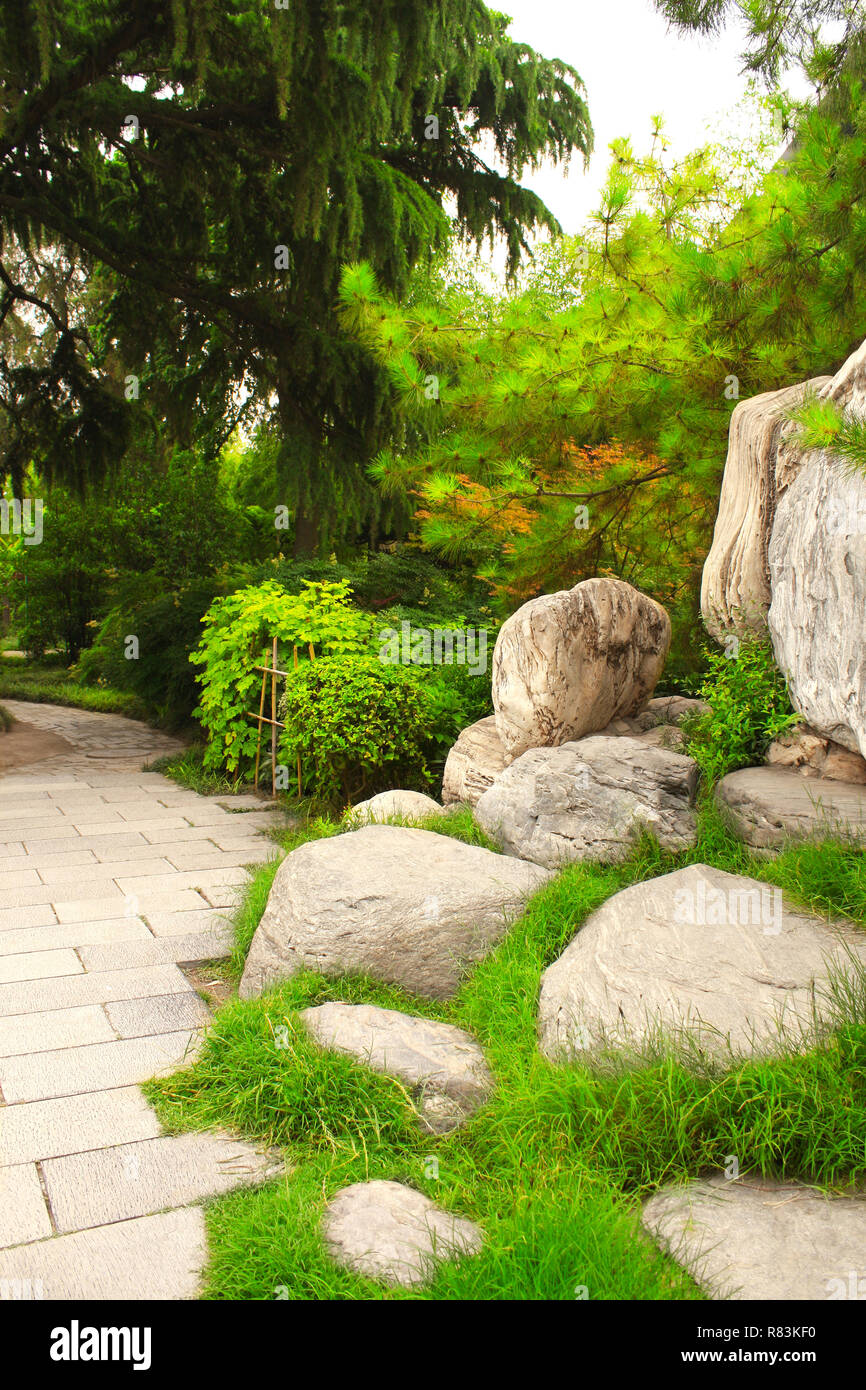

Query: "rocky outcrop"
left=700, top=378, right=829, bottom=640
left=238, top=824, right=550, bottom=1001
left=537, top=863, right=866, bottom=1062
left=715, top=766, right=866, bottom=848
left=766, top=724, right=866, bottom=784
left=642, top=1176, right=866, bottom=1301
left=300, top=1002, right=493, bottom=1133
left=491, top=578, right=671, bottom=764
left=474, top=737, right=699, bottom=868
left=322, top=1181, right=483, bottom=1287
left=441, top=715, right=507, bottom=807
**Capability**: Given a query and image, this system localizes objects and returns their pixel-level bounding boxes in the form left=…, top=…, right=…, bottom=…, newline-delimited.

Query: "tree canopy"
left=0, top=0, right=592, bottom=550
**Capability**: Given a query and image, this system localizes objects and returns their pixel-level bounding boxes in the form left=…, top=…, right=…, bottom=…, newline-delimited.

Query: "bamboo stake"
left=253, top=665, right=267, bottom=789
left=293, top=645, right=302, bottom=798
left=271, top=636, right=278, bottom=797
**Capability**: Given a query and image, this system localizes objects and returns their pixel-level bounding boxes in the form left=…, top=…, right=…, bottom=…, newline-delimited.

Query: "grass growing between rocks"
left=145, top=796, right=866, bottom=1301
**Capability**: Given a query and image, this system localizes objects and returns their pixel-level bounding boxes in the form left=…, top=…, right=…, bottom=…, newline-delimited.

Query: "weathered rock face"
left=347, top=789, right=444, bottom=823
left=768, top=448, right=866, bottom=758
left=238, top=824, right=550, bottom=1001
left=474, top=737, right=699, bottom=869
left=322, top=1180, right=483, bottom=1287
left=766, top=724, right=866, bottom=784
left=300, top=1002, right=493, bottom=1134
left=441, top=715, right=507, bottom=807
left=537, top=863, right=866, bottom=1062
left=715, top=766, right=866, bottom=848
left=700, top=378, right=830, bottom=640
left=491, top=578, right=671, bottom=764
left=642, top=1176, right=866, bottom=1301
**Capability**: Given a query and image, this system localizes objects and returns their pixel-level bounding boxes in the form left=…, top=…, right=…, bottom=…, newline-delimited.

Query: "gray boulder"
left=239, top=824, right=550, bottom=1001
left=491, top=578, right=670, bottom=763
left=441, top=715, right=507, bottom=808
left=538, top=863, right=866, bottom=1062
left=346, top=789, right=444, bottom=823
left=716, top=766, right=866, bottom=848
left=300, top=1002, right=493, bottom=1133
left=322, top=1180, right=483, bottom=1287
left=474, top=736, right=699, bottom=868
left=643, top=1175, right=866, bottom=1301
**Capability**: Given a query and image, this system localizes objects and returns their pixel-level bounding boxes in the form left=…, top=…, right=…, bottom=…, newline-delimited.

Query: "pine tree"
left=0, top=0, right=592, bottom=550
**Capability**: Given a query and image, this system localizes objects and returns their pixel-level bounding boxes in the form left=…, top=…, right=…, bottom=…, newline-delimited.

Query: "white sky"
left=496, top=0, right=781, bottom=233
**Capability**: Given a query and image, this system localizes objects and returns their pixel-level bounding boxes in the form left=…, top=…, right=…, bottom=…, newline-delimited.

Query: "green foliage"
left=278, top=653, right=434, bottom=803
left=685, top=637, right=800, bottom=784
left=192, top=580, right=373, bottom=775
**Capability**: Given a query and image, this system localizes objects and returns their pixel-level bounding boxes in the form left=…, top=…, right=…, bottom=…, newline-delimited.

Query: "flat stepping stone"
left=346, top=789, right=444, bottom=823
left=239, top=824, right=549, bottom=1001
left=0, top=1209, right=207, bottom=1300
left=642, top=1175, right=866, bottom=1300
left=538, top=863, right=866, bottom=1062
left=322, top=1180, right=482, bottom=1287
left=300, top=1002, right=493, bottom=1133
left=716, top=766, right=866, bottom=848
left=40, top=1132, right=283, bottom=1233
left=475, top=737, right=699, bottom=868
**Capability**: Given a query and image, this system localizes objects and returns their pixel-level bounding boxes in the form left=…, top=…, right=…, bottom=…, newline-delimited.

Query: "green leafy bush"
left=685, top=636, right=800, bottom=784
left=278, top=653, right=434, bottom=803
left=192, top=579, right=373, bottom=775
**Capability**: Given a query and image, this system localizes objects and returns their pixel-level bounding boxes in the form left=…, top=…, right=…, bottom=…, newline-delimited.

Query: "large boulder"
left=474, top=737, right=699, bottom=868
left=643, top=1175, right=866, bottom=1301
left=238, top=824, right=550, bottom=1001
left=700, top=377, right=829, bottom=640
left=538, top=863, right=866, bottom=1062
left=769, top=448, right=866, bottom=759
left=300, top=1002, right=493, bottom=1133
left=491, top=578, right=671, bottom=764
left=322, top=1180, right=483, bottom=1288
left=441, top=715, right=507, bottom=808
left=715, top=766, right=866, bottom=848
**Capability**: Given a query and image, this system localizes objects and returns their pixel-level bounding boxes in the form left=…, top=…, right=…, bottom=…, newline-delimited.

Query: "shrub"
left=192, top=579, right=373, bottom=775
left=685, top=635, right=800, bottom=784
left=279, top=653, right=435, bottom=803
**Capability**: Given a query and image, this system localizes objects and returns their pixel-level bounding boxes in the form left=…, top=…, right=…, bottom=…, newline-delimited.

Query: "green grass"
left=0, top=703, right=14, bottom=732
left=0, top=662, right=148, bottom=718
left=144, top=796, right=866, bottom=1301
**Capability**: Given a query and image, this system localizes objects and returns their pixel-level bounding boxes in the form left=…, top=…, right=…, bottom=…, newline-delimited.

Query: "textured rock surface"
left=239, top=824, right=550, bottom=1000
left=633, top=695, right=710, bottom=729
left=322, top=1180, right=483, bottom=1287
left=766, top=724, right=866, bottom=784
left=441, top=715, right=507, bottom=807
left=474, top=737, right=699, bottom=868
left=716, top=766, right=866, bottom=848
left=701, top=378, right=829, bottom=639
left=300, top=1002, right=493, bottom=1133
left=642, top=1175, right=866, bottom=1301
left=769, top=447, right=866, bottom=758
left=347, top=789, right=444, bottom=823
left=538, top=863, right=866, bottom=1062
left=491, top=578, right=670, bottom=763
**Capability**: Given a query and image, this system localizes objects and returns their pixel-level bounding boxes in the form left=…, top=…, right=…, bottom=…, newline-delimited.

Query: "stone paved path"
left=0, top=701, right=287, bottom=1300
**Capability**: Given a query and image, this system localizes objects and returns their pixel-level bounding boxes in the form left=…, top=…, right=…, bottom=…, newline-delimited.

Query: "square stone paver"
left=0, top=1164, right=52, bottom=1247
